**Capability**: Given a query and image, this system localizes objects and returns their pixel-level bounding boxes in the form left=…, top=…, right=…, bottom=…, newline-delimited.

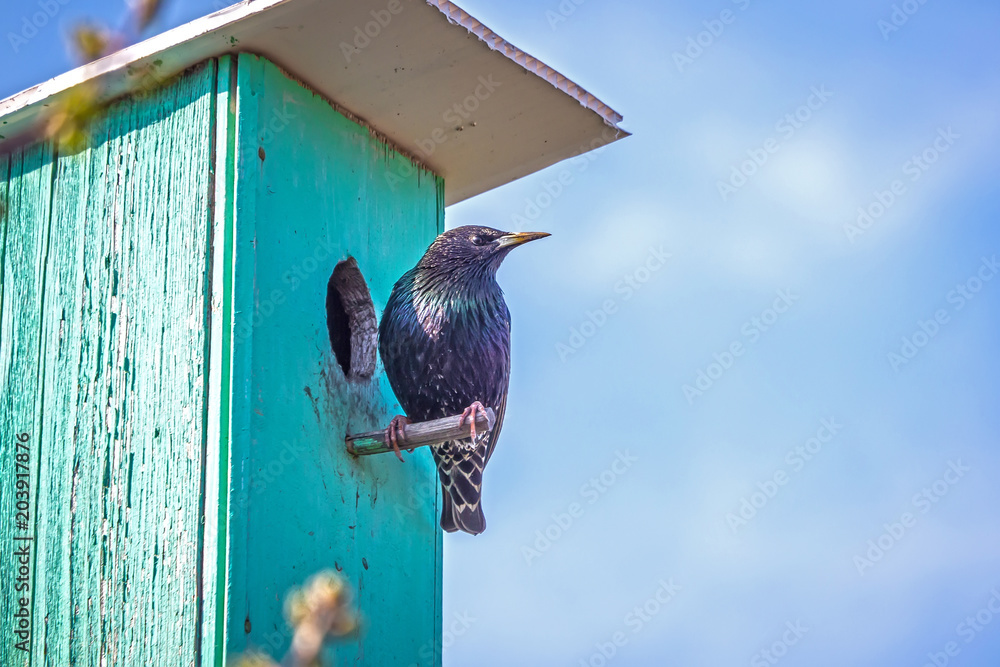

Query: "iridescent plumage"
left=378, top=225, right=549, bottom=535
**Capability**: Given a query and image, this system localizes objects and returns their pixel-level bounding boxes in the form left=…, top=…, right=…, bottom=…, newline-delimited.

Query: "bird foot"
left=460, top=401, right=488, bottom=442
left=386, top=415, right=412, bottom=462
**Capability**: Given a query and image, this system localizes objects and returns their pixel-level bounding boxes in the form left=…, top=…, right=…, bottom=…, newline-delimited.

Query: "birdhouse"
left=0, top=0, right=625, bottom=664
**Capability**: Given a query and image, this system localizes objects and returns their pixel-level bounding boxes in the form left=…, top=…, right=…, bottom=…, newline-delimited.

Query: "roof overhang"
left=0, top=0, right=627, bottom=205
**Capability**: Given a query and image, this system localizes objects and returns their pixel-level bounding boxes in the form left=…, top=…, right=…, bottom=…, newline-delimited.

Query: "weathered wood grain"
left=31, top=134, right=87, bottom=667
left=2, top=63, right=216, bottom=667
left=2, top=53, right=446, bottom=667
left=201, top=54, right=235, bottom=667
left=0, top=143, right=54, bottom=667
left=346, top=408, right=496, bottom=456
left=224, top=54, right=445, bottom=666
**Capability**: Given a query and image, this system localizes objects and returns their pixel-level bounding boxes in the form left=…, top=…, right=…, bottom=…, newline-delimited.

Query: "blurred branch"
left=133, top=0, right=165, bottom=32
left=70, top=23, right=112, bottom=62
left=232, top=570, right=361, bottom=667
left=44, top=83, right=101, bottom=154
left=44, top=0, right=170, bottom=151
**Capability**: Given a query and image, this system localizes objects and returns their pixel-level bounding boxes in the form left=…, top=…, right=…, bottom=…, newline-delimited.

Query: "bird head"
left=418, top=226, right=551, bottom=279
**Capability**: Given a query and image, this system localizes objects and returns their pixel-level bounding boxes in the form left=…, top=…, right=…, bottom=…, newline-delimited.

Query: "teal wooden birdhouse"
left=0, top=1, right=625, bottom=664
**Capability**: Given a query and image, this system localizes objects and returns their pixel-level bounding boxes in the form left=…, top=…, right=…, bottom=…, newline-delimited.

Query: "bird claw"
left=460, top=401, right=488, bottom=442
left=386, top=415, right=412, bottom=462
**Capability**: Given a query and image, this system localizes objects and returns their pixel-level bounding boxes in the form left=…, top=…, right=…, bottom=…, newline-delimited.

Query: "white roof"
left=0, top=0, right=627, bottom=205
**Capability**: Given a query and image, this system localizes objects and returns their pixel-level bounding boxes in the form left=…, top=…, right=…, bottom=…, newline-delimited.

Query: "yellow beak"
left=496, top=231, right=552, bottom=248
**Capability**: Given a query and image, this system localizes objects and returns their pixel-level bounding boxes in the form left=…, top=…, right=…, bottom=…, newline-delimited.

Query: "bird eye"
left=470, top=234, right=487, bottom=246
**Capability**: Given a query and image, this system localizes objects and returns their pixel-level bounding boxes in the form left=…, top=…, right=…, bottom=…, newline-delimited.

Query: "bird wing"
left=484, top=383, right=507, bottom=465
left=483, top=313, right=510, bottom=465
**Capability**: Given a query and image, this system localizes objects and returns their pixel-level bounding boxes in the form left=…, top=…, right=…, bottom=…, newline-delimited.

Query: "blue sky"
left=3, top=0, right=999, bottom=665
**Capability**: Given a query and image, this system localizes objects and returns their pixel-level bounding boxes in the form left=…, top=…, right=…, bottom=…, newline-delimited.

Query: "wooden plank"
left=0, top=142, right=55, bottom=667
left=431, top=173, right=445, bottom=667
left=227, top=54, right=444, bottom=665
left=346, top=408, right=496, bottom=456
left=222, top=52, right=260, bottom=659
left=0, top=63, right=217, bottom=666
left=63, top=101, right=115, bottom=667
left=30, top=137, right=89, bottom=667
left=61, top=61, right=216, bottom=667
left=201, top=54, right=236, bottom=667
left=0, top=153, right=9, bottom=325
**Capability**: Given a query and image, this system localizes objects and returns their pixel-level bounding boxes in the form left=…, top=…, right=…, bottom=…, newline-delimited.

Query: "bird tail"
left=440, top=490, right=486, bottom=535
left=432, top=442, right=487, bottom=536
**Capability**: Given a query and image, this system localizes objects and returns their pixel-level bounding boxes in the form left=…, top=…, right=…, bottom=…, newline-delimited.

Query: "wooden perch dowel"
left=346, top=408, right=496, bottom=456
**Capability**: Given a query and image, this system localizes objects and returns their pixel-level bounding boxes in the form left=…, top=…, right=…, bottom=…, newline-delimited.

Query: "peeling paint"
left=0, top=63, right=215, bottom=666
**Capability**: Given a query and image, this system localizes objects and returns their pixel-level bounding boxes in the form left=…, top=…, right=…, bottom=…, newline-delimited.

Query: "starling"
left=378, top=225, right=550, bottom=535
